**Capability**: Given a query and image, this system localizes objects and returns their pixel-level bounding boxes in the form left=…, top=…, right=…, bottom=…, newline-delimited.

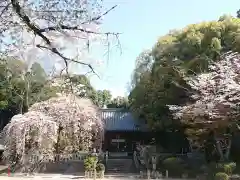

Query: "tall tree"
left=0, top=58, right=57, bottom=129
left=107, top=96, right=129, bottom=109
left=130, top=50, right=153, bottom=89
left=129, top=16, right=240, bottom=130
left=95, top=90, right=112, bottom=108
left=237, top=9, right=240, bottom=18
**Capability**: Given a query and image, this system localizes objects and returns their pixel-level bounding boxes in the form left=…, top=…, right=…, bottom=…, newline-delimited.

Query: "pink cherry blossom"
left=168, top=52, right=240, bottom=125
left=1, top=94, right=103, bottom=170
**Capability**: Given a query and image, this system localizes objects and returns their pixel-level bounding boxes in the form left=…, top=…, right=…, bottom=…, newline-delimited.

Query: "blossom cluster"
left=1, top=94, right=103, bottom=168
left=51, top=77, right=87, bottom=97
left=168, top=52, right=240, bottom=125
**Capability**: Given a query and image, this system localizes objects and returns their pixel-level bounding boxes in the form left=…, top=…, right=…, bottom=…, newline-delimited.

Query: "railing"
left=26, top=152, right=108, bottom=162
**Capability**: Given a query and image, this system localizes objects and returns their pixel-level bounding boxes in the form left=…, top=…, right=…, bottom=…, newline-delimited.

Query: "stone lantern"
left=152, top=155, right=157, bottom=171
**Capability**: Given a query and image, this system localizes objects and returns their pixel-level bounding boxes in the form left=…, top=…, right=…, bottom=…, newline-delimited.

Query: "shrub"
left=162, top=157, right=185, bottom=177
left=225, top=162, right=236, bottom=175
left=96, top=163, right=105, bottom=172
left=84, top=155, right=98, bottom=171
left=216, top=162, right=236, bottom=175
left=215, top=172, right=229, bottom=180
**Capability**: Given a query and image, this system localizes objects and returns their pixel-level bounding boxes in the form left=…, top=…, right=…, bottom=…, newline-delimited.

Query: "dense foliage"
left=0, top=59, right=58, bottom=129
left=129, top=16, right=240, bottom=130
left=107, top=96, right=129, bottom=109
left=128, top=15, right=240, bottom=158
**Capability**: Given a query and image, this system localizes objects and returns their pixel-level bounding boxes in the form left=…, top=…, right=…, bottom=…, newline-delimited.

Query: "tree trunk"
left=215, top=140, right=224, bottom=161
left=19, top=98, right=23, bottom=114
left=55, top=126, right=62, bottom=161
left=25, top=80, right=29, bottom=112
left=215, top=138, right=232, bottom=161
left=225, top=139, right=232, bottom=160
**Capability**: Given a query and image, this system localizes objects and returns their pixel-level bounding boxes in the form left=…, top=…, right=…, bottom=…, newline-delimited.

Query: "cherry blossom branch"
left=39, top=24, right=120, bottom=35
left=10, top=0, right=119, bottom=76
left=39, top=5, right=119, bottom=34
left=36, top=44, right=99, bottom=78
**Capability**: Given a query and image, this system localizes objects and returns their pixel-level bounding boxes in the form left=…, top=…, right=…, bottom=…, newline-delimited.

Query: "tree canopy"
left=0, top=59, right=58, bottom=129
left=129, top=16, right=240, bottom=130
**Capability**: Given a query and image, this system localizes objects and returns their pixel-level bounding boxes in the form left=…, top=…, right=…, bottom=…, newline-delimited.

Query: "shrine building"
left=100, top=108, right=152, bottom=156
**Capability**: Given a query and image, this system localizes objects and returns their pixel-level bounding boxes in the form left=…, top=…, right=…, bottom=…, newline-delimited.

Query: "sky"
left=89, top=0, right=239, bottom=98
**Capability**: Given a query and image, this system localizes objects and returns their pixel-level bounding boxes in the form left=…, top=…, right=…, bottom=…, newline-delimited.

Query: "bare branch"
left=81, top=5, right=118, bottom=24
left=39, top=5, right=119, bottom=34
left=11, top=0, right=52, bottom=45
left=9, top=0, right=120, bottom=76
left=39, top=24, right=120, bottom=36
left=36, top=44, right=99, bottom=78
left=0, top=3, right=10, bottom=18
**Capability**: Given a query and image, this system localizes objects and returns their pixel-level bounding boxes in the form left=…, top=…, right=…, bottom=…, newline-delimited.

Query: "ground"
left=0, top=175, right=137, bottom=180
left=0, top=174, right=188, bottom=180
left=0, top=173, right=140, bottom=179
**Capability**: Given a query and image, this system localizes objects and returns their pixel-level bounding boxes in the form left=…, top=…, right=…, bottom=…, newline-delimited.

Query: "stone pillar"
left=165, top=170, right=168, bottom=178
left=152, top=155, right=157, bottom=178
left=152, top=155, right=157, bottom=171
left=140, top=171, right=143, bottom=178
left=147, top=169, right=151, bottom=179
left=105, top=151, right=108, bottom=162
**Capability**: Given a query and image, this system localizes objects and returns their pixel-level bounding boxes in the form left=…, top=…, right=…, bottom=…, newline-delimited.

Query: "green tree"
left=237, top=9, right=240, bottom=18
left=0, top=58, right=57, bottom=129
left=129, top=16, right=240, bottom=131
left=130, top=50, right=153, bottom=89
left=107, top=96, right=129, bottom=109
left=95, top=90, right=112, bottom=108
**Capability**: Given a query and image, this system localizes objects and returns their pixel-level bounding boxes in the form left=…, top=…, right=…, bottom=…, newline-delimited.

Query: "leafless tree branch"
left=36, top=44, right=99, bottom=78
left=0, top=3, right=10, bottom=18
left=8, top=0, right=120, bottom=77
left=82, top=5, right=117, bottom=24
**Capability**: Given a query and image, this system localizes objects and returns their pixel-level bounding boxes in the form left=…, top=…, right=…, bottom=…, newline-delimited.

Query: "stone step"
left=106, top=159, right=135, bottom=173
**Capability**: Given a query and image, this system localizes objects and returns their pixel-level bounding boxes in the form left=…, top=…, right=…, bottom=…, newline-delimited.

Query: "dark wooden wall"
left=103, top=131, right=153, bottom=152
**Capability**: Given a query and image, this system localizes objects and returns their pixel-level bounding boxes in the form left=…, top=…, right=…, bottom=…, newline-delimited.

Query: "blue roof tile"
left=100, top=108, right=148, bottom=131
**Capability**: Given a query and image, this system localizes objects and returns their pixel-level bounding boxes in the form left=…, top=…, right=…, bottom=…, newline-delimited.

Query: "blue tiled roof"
left=100, top=108, right=148, bottom=131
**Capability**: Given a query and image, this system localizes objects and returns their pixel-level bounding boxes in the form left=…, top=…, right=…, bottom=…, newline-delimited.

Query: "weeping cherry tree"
left=1, top=93, right=103, bottom=171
